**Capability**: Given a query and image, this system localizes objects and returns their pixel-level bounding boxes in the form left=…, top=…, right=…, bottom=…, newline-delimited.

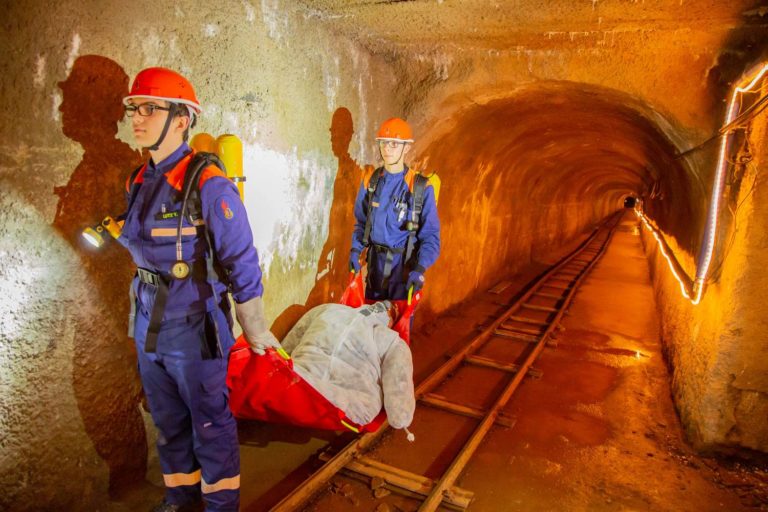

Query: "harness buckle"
left=137, top=267, right=160, bottom=287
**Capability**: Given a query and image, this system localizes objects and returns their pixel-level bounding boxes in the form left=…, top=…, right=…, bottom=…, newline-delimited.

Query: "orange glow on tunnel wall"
left=639, top=61, right=768, bottom=306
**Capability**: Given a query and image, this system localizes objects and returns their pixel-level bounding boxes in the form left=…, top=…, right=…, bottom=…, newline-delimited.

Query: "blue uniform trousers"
left=134, top=306, right=239, bottom=512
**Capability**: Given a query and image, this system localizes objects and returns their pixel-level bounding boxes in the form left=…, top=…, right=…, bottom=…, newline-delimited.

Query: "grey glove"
left=235, top=296, right=282, bottom=355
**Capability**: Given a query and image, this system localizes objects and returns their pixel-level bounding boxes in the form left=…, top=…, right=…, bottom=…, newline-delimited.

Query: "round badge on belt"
left=171, top=261, right=190, bottom=279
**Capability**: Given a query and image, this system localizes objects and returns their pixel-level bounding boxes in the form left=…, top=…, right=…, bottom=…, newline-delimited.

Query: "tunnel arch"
left=412, top=81, right=702, bottom=319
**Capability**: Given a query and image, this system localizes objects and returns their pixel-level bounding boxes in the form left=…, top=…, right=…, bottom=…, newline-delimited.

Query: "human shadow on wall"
left=53, top=55, right=147, bottom=496
left=270, top=107, right=365, bottom=340
left=237, top=108, right=365, bottom=454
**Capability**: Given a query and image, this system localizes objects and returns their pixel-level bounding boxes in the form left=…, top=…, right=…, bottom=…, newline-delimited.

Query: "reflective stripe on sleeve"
left=163, top=469, right=201, bottom=487
left=201, top=475, right=240, bottom=494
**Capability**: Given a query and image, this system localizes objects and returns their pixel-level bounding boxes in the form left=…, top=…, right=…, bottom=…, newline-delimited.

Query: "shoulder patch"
left=214, top=194, right=237, bottom=222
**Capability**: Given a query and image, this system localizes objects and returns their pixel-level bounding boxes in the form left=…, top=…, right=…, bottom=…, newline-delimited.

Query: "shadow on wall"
left=52, top=55, right=147, bottom=495
left=270, top=107, right=364, bottom=340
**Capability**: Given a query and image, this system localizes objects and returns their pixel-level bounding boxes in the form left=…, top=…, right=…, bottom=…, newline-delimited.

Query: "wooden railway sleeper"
left=420, top=393, right=517, bottom=428
left=493, top=329, right=540, bottom=342
left=541, top=282, right=571, bottom=290
left=317, top=453, right=475, bottom=511
left=499, top=323, right=544, bottom=336
left=464, top=354, right=544, bottom=378
left=506, top=315, right=549, bottom=325
left=532, top=291, right=565, bottom=300
left=521, top=303, right=559, bottom=312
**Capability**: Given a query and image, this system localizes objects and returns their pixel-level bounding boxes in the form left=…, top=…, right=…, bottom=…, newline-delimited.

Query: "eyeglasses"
left=124, top=103, right=171, bottom=117
left=378, top=140, right=405, bottom=149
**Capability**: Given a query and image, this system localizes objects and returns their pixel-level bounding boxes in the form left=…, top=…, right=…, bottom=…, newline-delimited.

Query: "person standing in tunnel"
left=349, top=118, right=441, bottom=310
left=116, top=67, right=281, bottom=512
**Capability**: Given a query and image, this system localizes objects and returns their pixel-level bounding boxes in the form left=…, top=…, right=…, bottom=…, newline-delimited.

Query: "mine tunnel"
left=1, top=1, right=768, bottom=511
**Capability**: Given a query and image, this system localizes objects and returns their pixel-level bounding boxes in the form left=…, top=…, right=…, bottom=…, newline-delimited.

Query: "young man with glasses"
left=349, top=118, right=441, bottom=309
left=117, top=67, right=280, bottom=512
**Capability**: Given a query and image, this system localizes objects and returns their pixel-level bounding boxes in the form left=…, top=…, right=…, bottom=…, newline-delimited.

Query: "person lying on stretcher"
left=279, top=301, right=415, bottom=430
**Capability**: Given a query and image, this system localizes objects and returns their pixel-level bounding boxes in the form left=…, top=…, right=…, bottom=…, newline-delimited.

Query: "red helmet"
left=375, top=118, right=414, bottom=143
left=123, top=67, right=202, bottom=113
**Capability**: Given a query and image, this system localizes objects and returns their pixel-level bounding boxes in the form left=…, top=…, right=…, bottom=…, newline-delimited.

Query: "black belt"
left=137, top=267, right=161, bottom=286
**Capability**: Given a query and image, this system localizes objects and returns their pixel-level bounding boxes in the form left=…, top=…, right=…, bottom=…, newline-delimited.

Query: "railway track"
left=271, top=213, right=622, bottom=511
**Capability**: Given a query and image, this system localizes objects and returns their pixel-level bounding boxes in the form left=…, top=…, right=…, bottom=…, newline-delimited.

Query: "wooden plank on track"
left=500, top=323, right=543, bottom=336
left=465, top=355, right=544, bottom=378
left=541, top=282, right=571, bottom=290
left=532, top=291, right=564, bottom=300
left=521, top=303, right=559, bottom=312
left=420, top=393, right=517, bottom=428
left=493, top=329, right=539, bottom=342
left=319, top=453, right=475, bottom=510
left=506, top=315, right=548, bottom=325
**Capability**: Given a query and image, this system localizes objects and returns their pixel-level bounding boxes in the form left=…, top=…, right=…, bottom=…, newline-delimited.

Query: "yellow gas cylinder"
left=190, top=132, right=217, bottom=153
left=216, top=134, right=245, bottom=200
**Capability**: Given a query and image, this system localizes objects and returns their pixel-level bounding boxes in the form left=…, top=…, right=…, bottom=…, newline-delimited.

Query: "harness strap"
left=370, top=243, right=405, bottom=291
left=183, top=152, right=230, bottom=358
left=404, top=174, right=427, bottom=270
left=126, top=164, right=145, bottom=213
left=142, top=271, right=171, bottom=354
left=362, top=168, right=384, bottom=247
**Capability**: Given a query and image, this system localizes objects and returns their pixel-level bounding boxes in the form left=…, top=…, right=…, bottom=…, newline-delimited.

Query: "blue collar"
left=146, top=142, right=191, bottom=178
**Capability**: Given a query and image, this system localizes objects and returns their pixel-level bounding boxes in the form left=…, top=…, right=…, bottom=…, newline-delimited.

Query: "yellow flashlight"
left=82, top=216, right=123, bottom=248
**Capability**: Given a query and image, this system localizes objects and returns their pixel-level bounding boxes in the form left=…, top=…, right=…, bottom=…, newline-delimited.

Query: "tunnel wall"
left=0, top=2, right=399, bottom=509
left=640, top=93, right=768, bottom=454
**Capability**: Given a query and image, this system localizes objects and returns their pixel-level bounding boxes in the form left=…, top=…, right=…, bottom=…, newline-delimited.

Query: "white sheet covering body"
left=281, top=302, right=415, bottom=428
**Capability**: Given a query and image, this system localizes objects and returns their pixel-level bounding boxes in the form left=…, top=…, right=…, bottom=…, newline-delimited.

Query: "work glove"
left=349, top=251, right=362, bottom=273
left=406, top=270, right=425, bottom=292
left=234, top=296, right=282, bottom=355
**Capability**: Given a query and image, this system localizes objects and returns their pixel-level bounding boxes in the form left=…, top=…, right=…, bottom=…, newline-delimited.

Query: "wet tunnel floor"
left=112, top=211, right=768, bottom=511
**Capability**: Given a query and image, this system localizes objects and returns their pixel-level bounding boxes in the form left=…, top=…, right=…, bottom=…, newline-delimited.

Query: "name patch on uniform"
left=154, top=210, right=180, bottom=221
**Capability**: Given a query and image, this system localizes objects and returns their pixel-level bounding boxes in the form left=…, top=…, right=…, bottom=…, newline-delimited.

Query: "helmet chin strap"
left=146, top=103, right=179, bottom=151
left=379, top=142, right=407, bottom=169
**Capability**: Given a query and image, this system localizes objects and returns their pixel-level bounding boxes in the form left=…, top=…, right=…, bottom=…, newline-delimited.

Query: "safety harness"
left=362, top=167, right=430, bottom=290
left=126, top=152, right=230, bottom=358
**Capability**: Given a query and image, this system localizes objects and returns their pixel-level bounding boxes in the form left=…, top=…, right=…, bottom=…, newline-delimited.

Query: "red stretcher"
left=226, top=273, right=421, bottom=433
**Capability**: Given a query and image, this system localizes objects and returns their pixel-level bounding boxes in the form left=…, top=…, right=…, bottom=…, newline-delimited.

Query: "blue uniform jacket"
left=119, top=143, right=263, bottom=320
left=351, top=165, right=440, bottom=277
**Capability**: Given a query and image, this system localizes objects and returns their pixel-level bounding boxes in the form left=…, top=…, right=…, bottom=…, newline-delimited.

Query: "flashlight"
left=82, top=216, right=123, bottom=248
